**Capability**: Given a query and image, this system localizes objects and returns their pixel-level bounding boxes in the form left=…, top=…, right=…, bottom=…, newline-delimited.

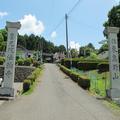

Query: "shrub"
left=23, top=80, right=31, bottom=92
left=61, top=58, right=108, bottom=70
left=78, top=76, right=90, bottom=90
left=26, top=67, right=42, bottom=84
left=33, top=61, right=40, bottom=67
left=17, top=59, right=24, bottom=66
left=16, top=56, right=20, bottom=61
left=59, top=64, right=90, bottom=90
left=0, top=57, right=5, bottom=65
left=24, top=58, right=32, bottom=66
left=98, top=62, right=109, bottom=72
left=69, top=72, right=79, bottom=82
left=32, top=67, right=41, bottom=78
left=27, top=75, right=35, bottom=85
left=77, top=62, right=99, bottom=71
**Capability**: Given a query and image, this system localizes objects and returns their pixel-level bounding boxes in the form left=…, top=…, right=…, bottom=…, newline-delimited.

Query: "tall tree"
left=98, top=43, right=108, bottom=54
left=58, top=45, right=66, bottom=53
left=70, top=48, right=78, bottom=58
left=87, top=43, right=95, bottom=50
left=104, top=5, right=120, bottom=47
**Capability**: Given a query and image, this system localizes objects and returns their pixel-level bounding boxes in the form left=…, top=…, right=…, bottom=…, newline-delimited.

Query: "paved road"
left=0, top=63, right=119, bottom=120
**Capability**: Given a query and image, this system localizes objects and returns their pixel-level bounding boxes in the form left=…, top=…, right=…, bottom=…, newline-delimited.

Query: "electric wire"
left=50, top=0, right=82, bottom=34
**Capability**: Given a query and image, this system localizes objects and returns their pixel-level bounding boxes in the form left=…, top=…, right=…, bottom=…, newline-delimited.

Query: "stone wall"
left=0, top=65, right=35, bottom=82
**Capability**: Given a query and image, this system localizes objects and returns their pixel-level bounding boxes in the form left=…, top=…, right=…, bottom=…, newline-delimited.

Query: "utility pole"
left=65, top=14, right=69, bottom=58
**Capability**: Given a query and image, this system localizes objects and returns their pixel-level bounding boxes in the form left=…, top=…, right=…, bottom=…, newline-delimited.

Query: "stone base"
left=0, top=87, right=14, bottom=97
left=106, top=88, right=120, bottom=104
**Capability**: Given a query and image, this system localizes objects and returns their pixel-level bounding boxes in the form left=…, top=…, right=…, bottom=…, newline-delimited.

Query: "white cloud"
left=70, top=41, right=80, bottom=51
left=0, top=12, right=8, bottom=18
left=51, top=31, right=57, bottom=39
left=19, top=14, right=45, bottom=35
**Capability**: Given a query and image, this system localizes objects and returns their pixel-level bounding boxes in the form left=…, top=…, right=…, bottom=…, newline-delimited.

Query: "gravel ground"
left=0, top=63, right=119, bottom=120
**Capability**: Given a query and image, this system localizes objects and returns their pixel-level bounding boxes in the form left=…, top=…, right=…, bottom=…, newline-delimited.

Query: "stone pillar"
left=0, top=22, right=21, bottom=97
left=107, top=27, right=120, bottom=100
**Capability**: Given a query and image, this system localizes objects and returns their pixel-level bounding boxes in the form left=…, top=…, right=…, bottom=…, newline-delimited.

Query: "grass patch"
left=71, top=68, right=110, bottom=97
left=103, top=99, right=120, bottom=114
left=22, top=65, right=44, bottom=95
left=22, top=78, right=40, bottom=95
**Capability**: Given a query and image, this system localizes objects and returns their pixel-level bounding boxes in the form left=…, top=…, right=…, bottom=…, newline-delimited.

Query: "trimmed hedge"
left=33, top=60, right=40, bottom=67
left=23, top=80, right=31, bottom=92
left=24, top=58, right=32, bottom=66
left=59, top=64, right=90, bottom=90
left=61, top=58, right=109, bottom=71
left=61, top=58, right=81, bottom=68
left=0, top=57, right=5, bottom=65
left=77, top=62, right=99, bottom=71
left=17, top=59, right=24, bottom=66
left=23, top=66, right=42, bottom=92
left=78, top=76, right=90, bottom=90
left=97, top=62, right=109, bottom=72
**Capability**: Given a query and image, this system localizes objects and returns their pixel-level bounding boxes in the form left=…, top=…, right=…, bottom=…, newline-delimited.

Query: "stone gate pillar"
left=107, top=27, right=120, bottom=100
left=0, top=21, right=21, bottom=97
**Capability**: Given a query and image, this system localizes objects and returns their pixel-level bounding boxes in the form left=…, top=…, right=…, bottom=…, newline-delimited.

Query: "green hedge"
left=0, top=57, right=5, bottom=65
left=61, top=58, right=108, bottom=71
left=17, top=59, right=24, bottom=66
left=61, top=58, right=82, bottom=68
left=23, top=66, right=42, bottom=92
left=23, top=80, right=31, bottom=92
left=97, top=62, right=109, bottom=72
left=33, top=60, right=40, bottom=67
left=59, top=64, right=90, bottom=90
left=24, top=58, right=32, bottom=66
left=77, top=76, right=90, bottom=90
left=77, top=62, right=99, bottom=71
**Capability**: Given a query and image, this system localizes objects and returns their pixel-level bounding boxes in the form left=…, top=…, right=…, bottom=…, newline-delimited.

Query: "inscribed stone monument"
left=107, top=27, right=120, bottom=99
left=0, top=21, right=21, bottom=97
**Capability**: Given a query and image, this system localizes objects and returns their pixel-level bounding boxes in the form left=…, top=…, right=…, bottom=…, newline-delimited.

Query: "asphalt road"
left=0, top=63, right=119, bottom=120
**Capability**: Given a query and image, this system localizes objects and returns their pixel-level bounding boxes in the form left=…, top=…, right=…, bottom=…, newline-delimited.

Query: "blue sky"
left=0, top=0, right=119, bottom=49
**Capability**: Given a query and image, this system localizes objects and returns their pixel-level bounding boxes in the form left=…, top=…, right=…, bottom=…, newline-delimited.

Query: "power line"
left=68, top=0, right=82, bottom=16
left=50, top=0, right=82, bottom=34
left=49, top=17, right=64, bottom=35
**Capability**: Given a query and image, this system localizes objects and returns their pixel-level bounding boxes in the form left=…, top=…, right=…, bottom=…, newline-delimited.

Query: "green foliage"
left=98, top=43, right=108, bottom=54
left=77, top=62, right=99, bottom=71
left=59, top=64, right=90, bottom=90
left=70, top=48, right=78, bottom=58
left=17, top=59, right=24, bottom=66
left=24, top=58, right=32, bottom=66
left=79, top=43, right=96, bottom=57
left=23, top=80, right=31, bottom=92
left=104, top=5, right=120, bottom=28
left=104, top=5, right=120, bottom=47
left=0, top=29, right=7, bottom=51
left=98, top=62, right=109, bottom=73
left=78, top=76, right=90, bottom=90
left=0, top=33, right=4, bottom=42
left=0, top=57, right=5, bottom=65
left=0, top=33, right=4, bottom=51
left=33, top=60, right=40, bottom=67
left=0, top=28, right=66, bottom=54
left=58, top=45, right=66, bottom=53
left=0, top=29, right=7, bottom=41
left=27, top=74, right=35, bottom=85
left=87, top=43, right=95, bottom=50
left=23, top=67, right=42, bottom=93
left=86, top=53, right=98, bottom=60
left=61, top=58, right=108, bottom=70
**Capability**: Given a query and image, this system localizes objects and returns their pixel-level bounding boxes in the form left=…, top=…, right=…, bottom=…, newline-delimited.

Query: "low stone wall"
left=0, top=65, right=35, bottom=82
